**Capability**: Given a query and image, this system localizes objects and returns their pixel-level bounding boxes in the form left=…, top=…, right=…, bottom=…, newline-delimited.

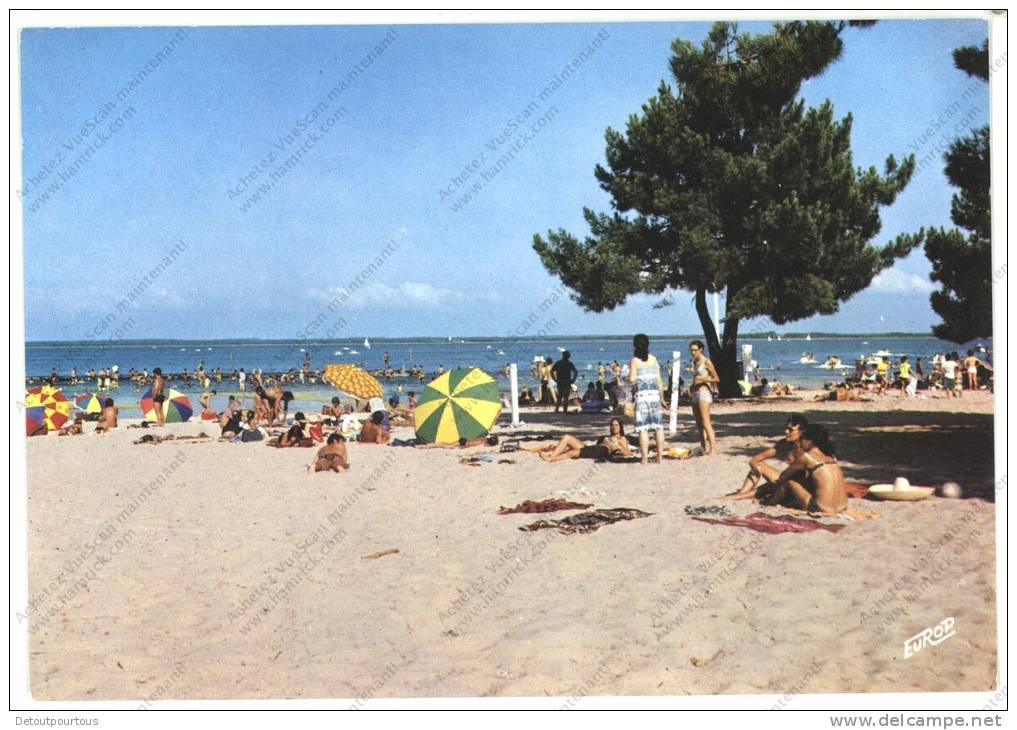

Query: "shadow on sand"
left=499, top=405, right=996, bottom=501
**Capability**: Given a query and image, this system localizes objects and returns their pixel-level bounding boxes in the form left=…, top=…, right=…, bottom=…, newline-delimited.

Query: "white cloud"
left=870, top=269, right=936, bottom=294
left=312, top=281, right=468, bottom=309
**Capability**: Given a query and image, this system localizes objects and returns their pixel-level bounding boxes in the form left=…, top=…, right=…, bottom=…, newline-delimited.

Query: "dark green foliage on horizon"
left=906, top=40, right=992, bottom=343
left=533, top=21, right=915, bottom=394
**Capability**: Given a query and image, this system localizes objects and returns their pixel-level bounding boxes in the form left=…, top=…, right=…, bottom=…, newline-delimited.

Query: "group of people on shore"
left=534, top=335, right=720, bottom=464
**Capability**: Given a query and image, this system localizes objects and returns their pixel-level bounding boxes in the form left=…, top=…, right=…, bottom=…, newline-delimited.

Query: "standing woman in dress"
left=628, top=334, right=666, bottom=465
left=689, top=340, right=719, bottom=455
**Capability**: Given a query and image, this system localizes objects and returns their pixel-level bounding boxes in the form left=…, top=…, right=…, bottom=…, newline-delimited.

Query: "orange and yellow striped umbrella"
left=413, top=368, right=501, bottom=444
left=25, top=385, right=72, bottom=431
left=323, top=363, right=383, bottom=400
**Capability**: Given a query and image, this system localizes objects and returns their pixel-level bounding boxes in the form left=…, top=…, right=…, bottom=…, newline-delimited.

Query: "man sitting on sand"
left=322, top=396, right=343, bottom=419
left=725, top=414, right=807, bottom=499
left=94, top=398, right=118, bottom=433
left=358, top=411, right=391, bottom=445
left=757, top=423, right=848, bottom=515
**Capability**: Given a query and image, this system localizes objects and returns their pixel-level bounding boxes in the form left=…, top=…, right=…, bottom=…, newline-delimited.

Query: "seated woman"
left=539, top=417, right=631, bottom=462
left=725, top=414, right=808, bottom=498
left=253, top=386, right=272, bottom=426
left=312, top=433, right=351, bottom=472
left=220, top=408, right=246, bottom=440
left=239, top=410, right=264, bottom=442
left=759, top=423, right=848, bottom=514
left=276, top=413, right=311, bottom=448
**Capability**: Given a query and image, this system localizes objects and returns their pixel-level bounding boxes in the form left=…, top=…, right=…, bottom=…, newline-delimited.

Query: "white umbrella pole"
left=509, top=363, right=522, bottom=427
left=669, top=351, right=680, bottom=436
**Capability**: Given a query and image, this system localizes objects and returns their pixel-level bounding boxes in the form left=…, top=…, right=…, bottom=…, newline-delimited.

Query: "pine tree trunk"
left=693, top=288, right=742, bottom=397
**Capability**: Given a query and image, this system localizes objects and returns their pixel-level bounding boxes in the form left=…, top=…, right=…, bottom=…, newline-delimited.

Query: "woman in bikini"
left=539, top=417, right=631, bottom=462
left=761, top=423, right=847, bottom=514
left=253, top=386, right=271, bottom=426
left=725, top=414, right=808, bottom=499
left=312, top=433, right=350, bottom=472
left=689, top=340, right=719, bottom=455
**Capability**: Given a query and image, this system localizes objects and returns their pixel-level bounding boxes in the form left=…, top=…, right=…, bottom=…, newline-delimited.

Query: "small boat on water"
left=799, top=352, right=817, bottom=364
left=806, top=334, right=812, bottom=341
left=495, top=349, right=505, bottom=355
left=350, top=349, right=360, bottom=355
left=364, top=338, right=371, bottom=349
left=817, top=355, right=847, bottom=370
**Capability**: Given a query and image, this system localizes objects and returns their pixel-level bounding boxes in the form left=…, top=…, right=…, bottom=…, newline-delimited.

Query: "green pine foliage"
left=533, top=21, right=916, bottom=394
left=921, top=41, right=992, bottom=343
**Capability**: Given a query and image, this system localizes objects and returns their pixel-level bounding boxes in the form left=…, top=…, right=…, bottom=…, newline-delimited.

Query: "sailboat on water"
left=364, top=338, right=371, bottom=349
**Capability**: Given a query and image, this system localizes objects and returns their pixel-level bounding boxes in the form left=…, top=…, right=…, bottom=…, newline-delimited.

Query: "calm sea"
left=25, top=335, right=966, bottom=415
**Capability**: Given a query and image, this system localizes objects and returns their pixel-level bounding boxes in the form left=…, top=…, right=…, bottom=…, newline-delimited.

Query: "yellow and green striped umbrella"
left=413, top=368, right=501, bottom=444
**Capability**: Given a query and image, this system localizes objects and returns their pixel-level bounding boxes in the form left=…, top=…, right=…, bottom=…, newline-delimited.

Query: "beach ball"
left=938, top=481, right=963, bottom=499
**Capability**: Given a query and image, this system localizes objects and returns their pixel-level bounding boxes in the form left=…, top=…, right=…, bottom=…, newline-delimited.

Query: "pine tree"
left=533, top=21, right=916, bottom=394
left=921, top=41, right=992, bottom=343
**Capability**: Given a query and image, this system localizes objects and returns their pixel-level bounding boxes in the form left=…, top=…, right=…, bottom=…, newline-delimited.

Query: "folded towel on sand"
left=498, top=499, right=594, bottom=515
left=520, top=508, right=653, bottom=534
left=691, top=512, right=846, bottom=535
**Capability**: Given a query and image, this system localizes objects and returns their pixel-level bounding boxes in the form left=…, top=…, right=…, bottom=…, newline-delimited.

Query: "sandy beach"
left=25, top=390, right=997, bottom=701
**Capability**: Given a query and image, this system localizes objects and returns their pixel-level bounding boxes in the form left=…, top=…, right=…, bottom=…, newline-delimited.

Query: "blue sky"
left=20, top=18, right=990, bottom=341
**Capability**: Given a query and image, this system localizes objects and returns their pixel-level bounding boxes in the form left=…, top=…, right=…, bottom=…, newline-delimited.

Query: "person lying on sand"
left=58, top=415, right=85, bottom=436
left=814, top=384, right=873, bottom=402
left=358, top=411, right=391, bottom=445
left=94, top=399, right=118, bottom=433
left=725, top=414, right=807, bottom=499
left=311, top=433, right=351, bottom=472
left=758, top=423, right=848, bottom=514
left=417, top=435, right=500, bottom=449
left=539, top=417, right=631, bottom=462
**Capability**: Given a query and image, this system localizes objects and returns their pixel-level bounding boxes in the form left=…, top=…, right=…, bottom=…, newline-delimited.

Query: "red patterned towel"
left=690, top=512, right=845, bottom=534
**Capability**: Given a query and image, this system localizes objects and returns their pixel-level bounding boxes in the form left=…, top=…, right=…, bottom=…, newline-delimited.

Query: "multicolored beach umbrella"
left=74, top=392, right=105, bottom=414
left=26, top=405, right=48, bottom=436
left=323, top=363, right=383, bottom=400
left=24, top=385, right=72, bottom=431
left=139, top=388, right=193, bottom=423
left=413, top=368, right=501, bottom=444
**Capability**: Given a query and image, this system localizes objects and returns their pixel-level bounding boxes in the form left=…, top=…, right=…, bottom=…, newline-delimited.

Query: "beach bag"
left=240, top=429, right=263, bottom=442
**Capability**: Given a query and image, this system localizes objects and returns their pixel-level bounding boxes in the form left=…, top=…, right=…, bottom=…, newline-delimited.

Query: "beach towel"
left=519, top=508, right=653, bottom=534
left=690, top=512, right=846, bottom=535
left=498, top=499, right=594, bottom=515
left=390, top=438, right=418, bottom=447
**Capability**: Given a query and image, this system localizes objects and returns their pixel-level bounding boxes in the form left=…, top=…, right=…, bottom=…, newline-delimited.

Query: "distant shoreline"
left=25, top=332, right=948, bottom=347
